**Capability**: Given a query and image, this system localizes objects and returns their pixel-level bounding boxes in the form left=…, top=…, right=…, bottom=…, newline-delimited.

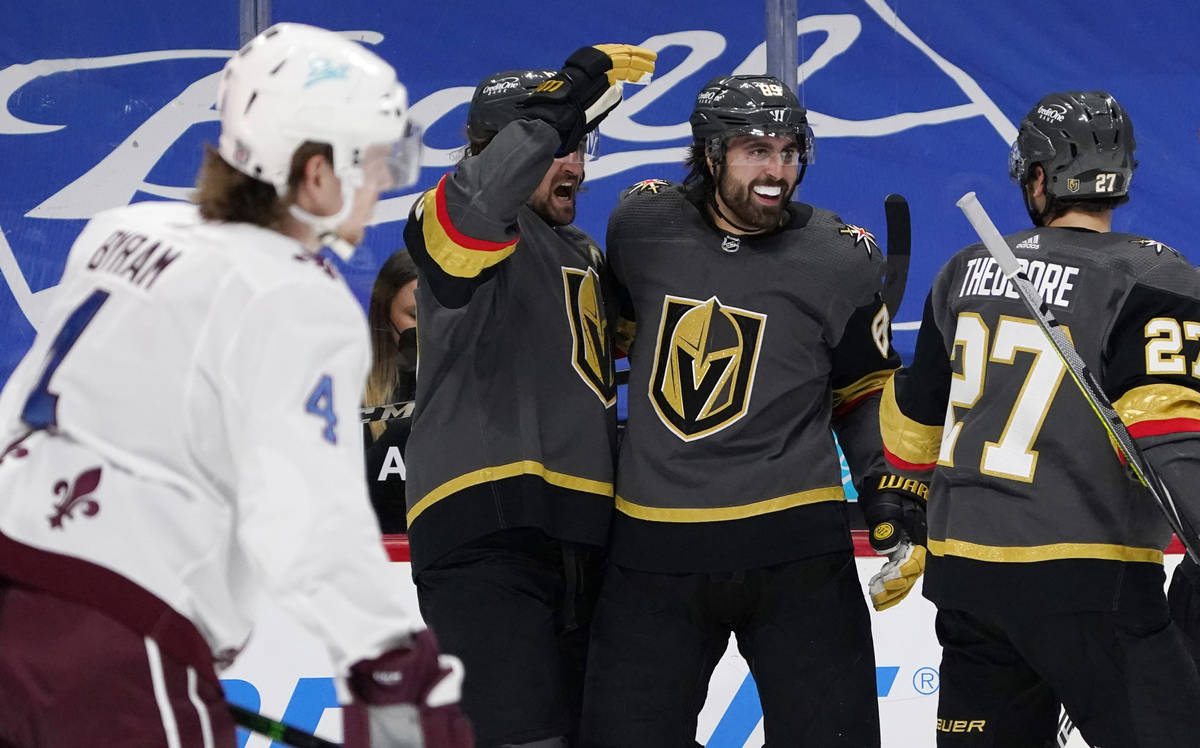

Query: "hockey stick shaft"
left=883, top=193, right=911, bottom=318
left=956, top=192, right=1200, bottom=564
left=228, top=703, right=340, bottom=748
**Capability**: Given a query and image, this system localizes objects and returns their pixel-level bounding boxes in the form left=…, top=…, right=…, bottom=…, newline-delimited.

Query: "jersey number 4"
left=22, top=289, right=110, bottom=429
left=305, top=375, right=338, bottom=444
left=939, top=314, right=1068, bottom=482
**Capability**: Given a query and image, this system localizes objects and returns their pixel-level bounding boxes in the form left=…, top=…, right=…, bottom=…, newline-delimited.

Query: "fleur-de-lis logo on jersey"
left=48, top=466, right=103, bottom=529
left=650, top=295, right=766, bottom=441
left=562, top=266, right=615, bottom=406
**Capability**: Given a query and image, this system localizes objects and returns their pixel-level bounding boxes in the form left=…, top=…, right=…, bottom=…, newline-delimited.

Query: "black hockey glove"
left=861, top=475, right=928, bottom=611
left=341, top=628, right=474, bottom=748
left=517, top=44, right=655, bottom=157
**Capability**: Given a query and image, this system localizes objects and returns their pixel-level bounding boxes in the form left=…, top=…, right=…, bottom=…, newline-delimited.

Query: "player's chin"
left=740, top=204, right=782, bottom=232
left=533, top=200, right=575, bottom=227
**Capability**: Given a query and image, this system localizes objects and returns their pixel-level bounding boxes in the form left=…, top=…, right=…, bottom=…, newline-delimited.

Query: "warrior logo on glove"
left=862, top=474, right=929, bottom=611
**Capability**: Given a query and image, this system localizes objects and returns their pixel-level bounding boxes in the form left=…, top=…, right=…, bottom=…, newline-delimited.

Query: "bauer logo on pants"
left=649, top=295, right=766, bottom=441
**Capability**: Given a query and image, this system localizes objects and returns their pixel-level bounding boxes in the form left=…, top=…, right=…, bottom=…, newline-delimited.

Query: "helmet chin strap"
left=288, top=170, right=361, bottom=260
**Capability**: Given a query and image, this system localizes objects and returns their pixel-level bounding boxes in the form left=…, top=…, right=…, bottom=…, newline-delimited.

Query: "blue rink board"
left=2, top=1, right=1198, bottom=384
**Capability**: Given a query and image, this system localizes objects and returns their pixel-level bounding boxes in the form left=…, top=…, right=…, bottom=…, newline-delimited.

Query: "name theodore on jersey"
left=86, top=230, right=180, bottom=291
left=957, top=255, right=1079, bottom=308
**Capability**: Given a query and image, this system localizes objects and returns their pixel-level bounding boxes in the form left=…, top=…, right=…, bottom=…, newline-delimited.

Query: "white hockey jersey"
left=0, top=200, right=419, bottom=679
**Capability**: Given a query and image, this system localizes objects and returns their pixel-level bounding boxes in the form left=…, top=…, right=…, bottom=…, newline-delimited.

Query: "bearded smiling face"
left=710, top=134, right=801, bottom=233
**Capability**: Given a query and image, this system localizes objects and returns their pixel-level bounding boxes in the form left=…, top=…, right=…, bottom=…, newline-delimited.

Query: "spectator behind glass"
left=363, top=248, right=419, bottom=533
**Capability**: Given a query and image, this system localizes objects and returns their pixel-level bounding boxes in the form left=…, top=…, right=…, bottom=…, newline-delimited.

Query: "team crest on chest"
left=649, top=295, right=766, bottom=441
left=838, top=224, right=878, bottom=256
left=562, top=266, right=615, bottom=406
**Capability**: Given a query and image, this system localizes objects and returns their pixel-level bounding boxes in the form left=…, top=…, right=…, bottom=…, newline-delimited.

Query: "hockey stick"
left=882, top=193, right=911, bottom=318
left=956, top=192, right=1200, bottom=565
left=228, top=703, right=340, bottom=748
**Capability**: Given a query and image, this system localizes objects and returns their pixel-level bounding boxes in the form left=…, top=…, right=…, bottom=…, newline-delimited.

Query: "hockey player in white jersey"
left=0, top=23, right=472, bottom=748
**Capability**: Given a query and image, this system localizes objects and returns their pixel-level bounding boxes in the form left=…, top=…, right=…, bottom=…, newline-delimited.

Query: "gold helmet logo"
left=650, top=295, right=766, bottom=440
left=562, top=266, right=615, bottom=406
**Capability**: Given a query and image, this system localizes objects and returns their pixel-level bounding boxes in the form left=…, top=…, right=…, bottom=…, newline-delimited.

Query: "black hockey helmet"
left=689, top=74, right=813, bottom=165
left=1008, top=90, right=1136, bottom=200
left=466, top=69, right=556, bottom=141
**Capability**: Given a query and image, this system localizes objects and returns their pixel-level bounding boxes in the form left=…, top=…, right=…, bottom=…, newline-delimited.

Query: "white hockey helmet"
left=217, top=22, right=421, bottom=197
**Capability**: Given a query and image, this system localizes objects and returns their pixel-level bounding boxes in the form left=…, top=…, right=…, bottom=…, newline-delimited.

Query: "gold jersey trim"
left=615, top=486, right=844, bottom=523
left=928, top=537, right=1164, bottom=564
left=879, top=375, right=943, bottom=468
left=1114, top=382, right=1200, bottom=426
left=421, top=180, right=518, bottom=279
left=408, top=460, right=613, bottom=525
left=832, top=369, right=893, bottom=411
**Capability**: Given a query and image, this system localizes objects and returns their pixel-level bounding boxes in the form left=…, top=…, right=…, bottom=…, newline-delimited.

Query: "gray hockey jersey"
left=882, top=226, right=1200, bottom=611
left=403, top=120, right=617, bottom=572
left=606, top=182, right=900, bottom=573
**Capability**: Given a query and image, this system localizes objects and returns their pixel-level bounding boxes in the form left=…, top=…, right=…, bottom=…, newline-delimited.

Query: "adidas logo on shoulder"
left=1015, top=234, right=1040, bottom=250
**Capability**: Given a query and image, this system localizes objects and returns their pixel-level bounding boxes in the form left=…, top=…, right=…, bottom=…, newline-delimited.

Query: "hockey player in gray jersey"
left=578, top=75, right=917, bottom=748
left=881, top=90, right=1200, bottom=746
left=402, top=46, right=654, bottom=747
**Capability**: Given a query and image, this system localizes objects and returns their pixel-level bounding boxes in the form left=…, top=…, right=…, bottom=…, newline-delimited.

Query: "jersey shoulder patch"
left=621, top=178, right=674, bottom=200
left=1128, top=236, right=1181, bottom=258
left=835, top=222, right=880, bottom=258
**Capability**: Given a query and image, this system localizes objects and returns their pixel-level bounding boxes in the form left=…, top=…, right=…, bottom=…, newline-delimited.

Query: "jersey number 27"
left=939, top=314, right=1068, bottom=482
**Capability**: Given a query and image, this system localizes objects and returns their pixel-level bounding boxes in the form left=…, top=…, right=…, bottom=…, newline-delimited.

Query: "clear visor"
left=721, top=126, right=815, bottom=167
left=560, top=130, right=600, bottom=165
left=359, top=119, right=425, bottom=192
left=388, top=118, right=425, bottom=189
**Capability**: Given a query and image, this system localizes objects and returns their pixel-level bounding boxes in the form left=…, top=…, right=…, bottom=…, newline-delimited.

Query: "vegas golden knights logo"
left=650, top=295, right=766, bottom=441
left=562, top=266, right=615, bottom=406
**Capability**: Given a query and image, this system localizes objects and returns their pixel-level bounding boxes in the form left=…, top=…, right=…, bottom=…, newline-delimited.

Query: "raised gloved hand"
left=862, top=475, right=929, bottom=611
left=517, top=44, right=656, bottom=157
left=342, top=628, right=474, bottom=748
